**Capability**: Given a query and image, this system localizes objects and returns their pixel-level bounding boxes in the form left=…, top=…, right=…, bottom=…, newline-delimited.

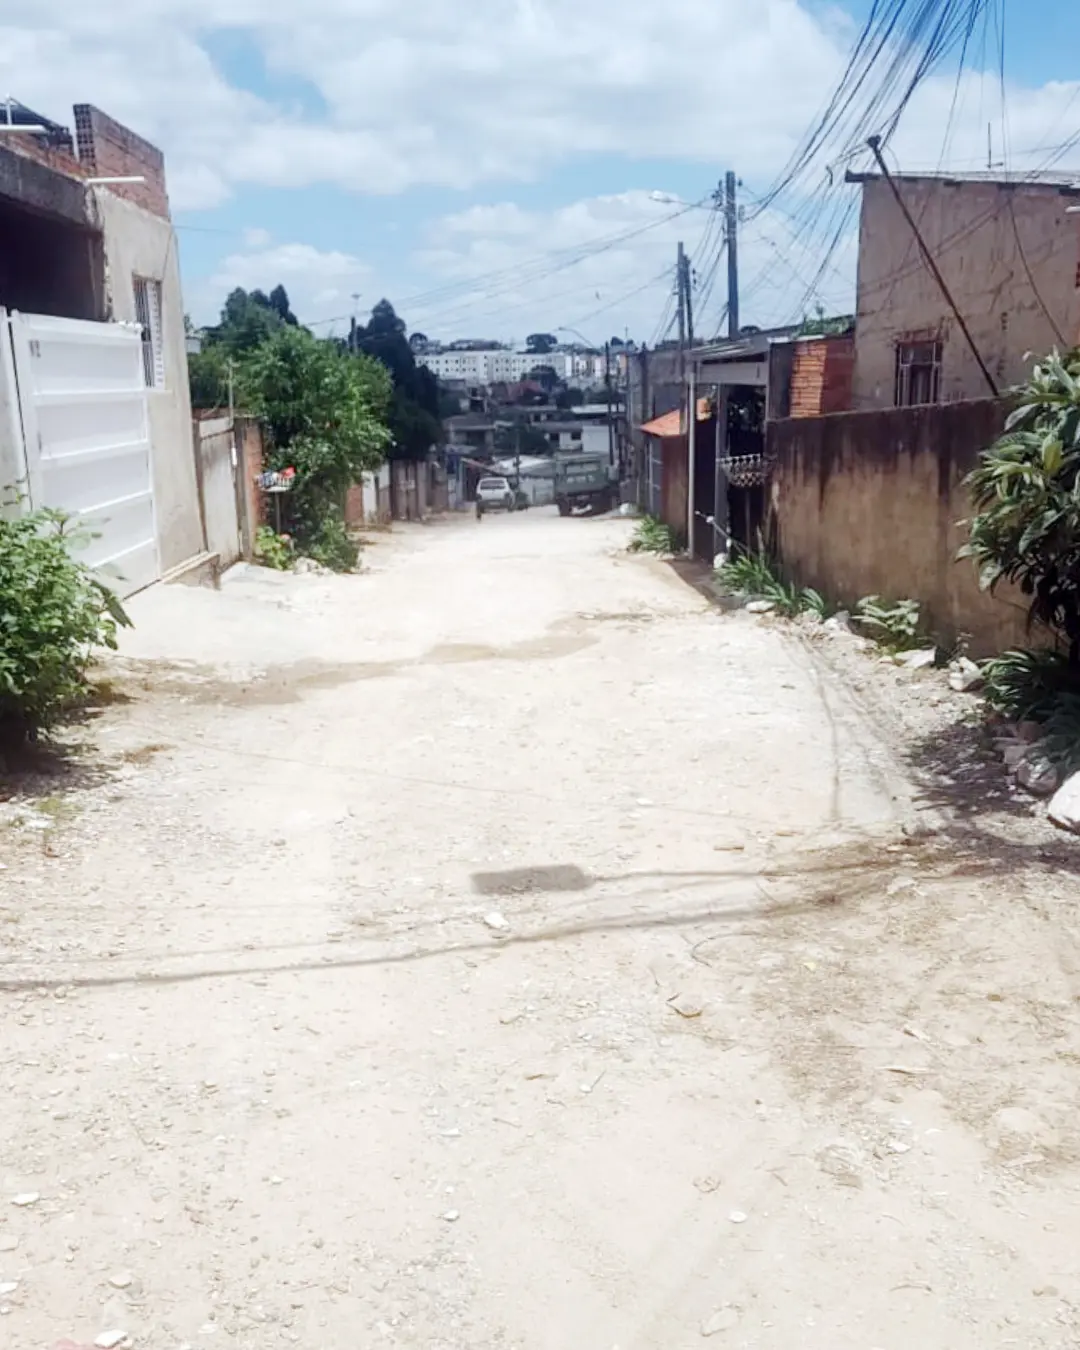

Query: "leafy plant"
left=238, top=326, right=391, bottom=558
left=980, top=647, right=1080, bottom=721
left=853, top=595, right=922, bottom=649
left=628, top=516, right=676, bottom=554
left=254, top=525, right=294, bottom=571
left=962, top=349, right=1080, bottom=664
left=0, top=509, right=131, bottom=743
left=716, top=548, right=828, bottom=618
left=1042, top=693, right=1080, bottom=777
left=306, top=517, right=359, bottom=573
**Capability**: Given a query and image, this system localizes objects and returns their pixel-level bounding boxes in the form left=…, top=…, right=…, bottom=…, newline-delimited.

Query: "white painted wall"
left=93, top=188, right=204, bottom=571
left=0, top=308, right=26, bottom=518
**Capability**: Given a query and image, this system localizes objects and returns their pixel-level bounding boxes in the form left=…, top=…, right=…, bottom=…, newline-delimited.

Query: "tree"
left=963, top=350, right=1080, bottom=664
left=555, top=386, right=585, bottom=410
left=494, top=420, right=552, bottom=458
left=527, top=364, right=559, bottom=393
left=354, top=299, right=444, bottom=462
left=526, top=333, right=557, bottom=354
left=214, top=287, right=285, bottom=355
left=188, top=344, right=230, bottom=411
left=238, top=327, right=392, bottom=565
left=268, top=285, right=299, bottom=326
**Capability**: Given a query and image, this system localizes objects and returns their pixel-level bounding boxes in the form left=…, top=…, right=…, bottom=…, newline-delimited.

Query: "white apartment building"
left=420, top=348, right=608, bottom=386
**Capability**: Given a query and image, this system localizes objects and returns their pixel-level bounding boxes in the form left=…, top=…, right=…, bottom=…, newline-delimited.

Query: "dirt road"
left=3, top=510, right=1080, bottom=1348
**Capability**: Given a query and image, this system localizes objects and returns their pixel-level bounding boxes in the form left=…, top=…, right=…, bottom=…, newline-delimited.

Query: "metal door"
left=8, top=309, right=158, bottom=597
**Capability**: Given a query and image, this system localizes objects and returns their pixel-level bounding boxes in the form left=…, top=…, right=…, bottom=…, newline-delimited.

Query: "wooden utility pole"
left=866, top=136, right=998, bottom=396
left=724, top=171, right=739, bottom=340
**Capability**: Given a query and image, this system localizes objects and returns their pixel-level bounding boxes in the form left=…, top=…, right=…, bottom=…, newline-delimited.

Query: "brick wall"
left=789, top=335, right=855, bottom=418
left=2, top=130, right=83, bottom=180
left=73, top=105, right=170, bottom=218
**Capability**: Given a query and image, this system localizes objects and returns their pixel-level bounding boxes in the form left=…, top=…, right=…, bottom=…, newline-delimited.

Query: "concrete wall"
left=95, top=188, right=203, bottom=571
left=767, top=398, right=1030, bottom=656
left=853, top=177, right=1080, bottom=409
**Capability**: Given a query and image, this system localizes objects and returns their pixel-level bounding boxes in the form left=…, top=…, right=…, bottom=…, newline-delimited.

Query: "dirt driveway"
left=2, top=509, right=1080, bottom=1348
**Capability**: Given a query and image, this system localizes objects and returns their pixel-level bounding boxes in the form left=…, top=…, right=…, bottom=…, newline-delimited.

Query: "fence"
left=192, top=414, right=264, bottom=571
left=767, top=397, right=1029, bottom=656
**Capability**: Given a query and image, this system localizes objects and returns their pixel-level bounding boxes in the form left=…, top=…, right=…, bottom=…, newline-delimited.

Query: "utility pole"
left=604, top=341, right=615, bottom=469
left=724, top=171, right=739, bottom=340
left=676, top=241, right=687, bottom=381
left=682, top=250, right=695, bottom=349
left=867, top=136, right=998, bottom=396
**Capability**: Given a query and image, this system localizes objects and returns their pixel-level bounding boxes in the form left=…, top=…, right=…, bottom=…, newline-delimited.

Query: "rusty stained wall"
left=853, top=177, right=1080, bottom=409
left=767, top=397, right=1031, bottom=656
left=658, top=435, right=688, bottom=542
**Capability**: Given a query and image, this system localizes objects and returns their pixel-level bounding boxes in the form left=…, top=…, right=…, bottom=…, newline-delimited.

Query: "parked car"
left=475, top=476, right=529, bottom=516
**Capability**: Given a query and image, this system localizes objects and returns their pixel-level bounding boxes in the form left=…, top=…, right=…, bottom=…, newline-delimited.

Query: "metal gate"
left=4, top=309, right=158, bottom=597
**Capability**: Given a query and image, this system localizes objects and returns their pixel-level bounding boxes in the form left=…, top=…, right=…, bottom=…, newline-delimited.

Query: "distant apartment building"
left=420, top=347, right=608, bottom=387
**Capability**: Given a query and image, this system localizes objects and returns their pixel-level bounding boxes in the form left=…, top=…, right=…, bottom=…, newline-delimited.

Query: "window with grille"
left=133, top=276, right=165, bottom=389
left=894, top=339, right=941, bottom=407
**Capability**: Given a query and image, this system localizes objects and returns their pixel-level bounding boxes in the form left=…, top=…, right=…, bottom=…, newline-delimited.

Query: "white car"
left=475, top=476, right=526, bottom=514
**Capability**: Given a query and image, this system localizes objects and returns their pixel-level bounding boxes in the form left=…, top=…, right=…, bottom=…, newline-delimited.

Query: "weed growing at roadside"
left=628, top=516, right=677, bottom=555
left=254, top=525, right=294, bottom=571
left=852, top=596, right=923, bottom=650
left=716, top=548, right=827, bottom=619
left=307, top=517, right=360, bottom=572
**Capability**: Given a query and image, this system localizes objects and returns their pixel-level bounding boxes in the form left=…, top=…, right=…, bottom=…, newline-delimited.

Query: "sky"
left=2, top=1, right=1079, bottom=347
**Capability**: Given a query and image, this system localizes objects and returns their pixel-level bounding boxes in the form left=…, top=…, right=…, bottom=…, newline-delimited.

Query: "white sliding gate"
left=1, top=308, right=158, bottom=597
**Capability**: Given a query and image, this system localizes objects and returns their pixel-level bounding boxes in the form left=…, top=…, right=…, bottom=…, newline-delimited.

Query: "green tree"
left=188, top=344, right=231, bottom=411
left=268, top=284, right=299, bottom=326
left=526, top=333, right=557, bottom=354
left=238, top=327, right=392, bottom=566
left=213, top=287, right=284, bottom=355
left=526, top=364, right=559, bottom=393
left=963, top=350, right=1080, bottom=663
left=354, top=299, right=443, bottom=462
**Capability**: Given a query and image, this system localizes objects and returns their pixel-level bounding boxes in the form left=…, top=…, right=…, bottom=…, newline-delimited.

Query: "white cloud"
left=9, top=0, right=1073, bottom=211
left=406, top=189, right=857, bottom=343
left=242, top=226, right=273, bottom=249
left=193, top=242, right=369, bottom=326
left=3, top=1, right=1077, bottom=338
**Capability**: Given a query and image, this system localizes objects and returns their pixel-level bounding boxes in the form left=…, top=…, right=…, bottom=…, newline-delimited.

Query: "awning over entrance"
left=639, top=398, right=712, bottom=438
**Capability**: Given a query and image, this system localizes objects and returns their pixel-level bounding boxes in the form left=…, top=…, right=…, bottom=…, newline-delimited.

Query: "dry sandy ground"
left=2, top=509, right=1080, bottom=1349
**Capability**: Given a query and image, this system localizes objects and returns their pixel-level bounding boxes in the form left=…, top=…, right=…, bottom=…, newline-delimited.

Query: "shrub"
left=962, top=349, right=1080, bottom=663
left=238, top=327, right=391, bottom=557
left=306, top=517, right=359, bottom=573
left=853, top=595, right=923, bottom=649
left=0, top=509, right=130, bottom=743
left=628, top=516, right=676, bottom=554
left=254, top=525, right=294, bottom=571
left=981, top=647, right=1080, bottom=722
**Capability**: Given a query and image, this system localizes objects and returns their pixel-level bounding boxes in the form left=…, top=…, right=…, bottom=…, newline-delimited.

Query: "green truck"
left=554, top=454, right=619, bottom=516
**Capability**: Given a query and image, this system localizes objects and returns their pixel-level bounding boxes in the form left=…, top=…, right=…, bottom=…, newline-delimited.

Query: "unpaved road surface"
left=3, top=510, right=1080, bottom=1348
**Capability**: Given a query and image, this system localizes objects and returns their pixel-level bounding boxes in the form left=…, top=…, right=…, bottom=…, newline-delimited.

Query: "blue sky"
left=3, top=0, right=1079, bottom=345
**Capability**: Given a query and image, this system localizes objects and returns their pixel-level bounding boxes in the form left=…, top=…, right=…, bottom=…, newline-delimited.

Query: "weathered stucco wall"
left=95, top=189, right=203, bottom=571
left=767, top=398, right=1029, bottom=656
left=852, top=177, right=1080, bottom=409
